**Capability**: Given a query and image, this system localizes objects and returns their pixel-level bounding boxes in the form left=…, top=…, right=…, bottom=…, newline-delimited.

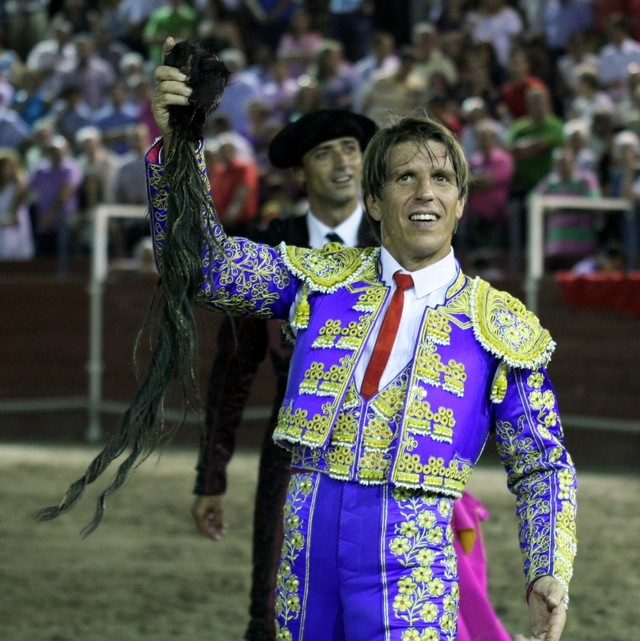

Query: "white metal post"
left=86, top=205, right=147, bottom=442
left=525, top=196, right=633, bottom=315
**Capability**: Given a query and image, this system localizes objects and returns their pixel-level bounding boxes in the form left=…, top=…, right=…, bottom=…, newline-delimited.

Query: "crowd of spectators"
left=0, top=0, right=639, bottom=275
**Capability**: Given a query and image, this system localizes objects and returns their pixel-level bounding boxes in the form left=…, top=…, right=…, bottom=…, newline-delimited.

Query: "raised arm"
left=147, top=39, right=300, bottom=320
left=37, top=39, right=293, bottom=534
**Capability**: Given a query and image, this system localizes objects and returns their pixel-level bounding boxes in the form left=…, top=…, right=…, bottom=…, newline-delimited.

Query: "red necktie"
left=361, top=271, right=414, bottom=401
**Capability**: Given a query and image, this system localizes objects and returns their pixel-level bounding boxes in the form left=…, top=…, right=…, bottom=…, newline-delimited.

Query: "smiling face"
left=366, top=140, right=465, bottom=271
left=297, top=136, right=363, bottom=211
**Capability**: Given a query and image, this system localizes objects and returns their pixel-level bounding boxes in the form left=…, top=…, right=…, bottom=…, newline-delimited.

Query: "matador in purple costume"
left=191, top=110, right=513, bottom=641
left=150, top=57, right=577, bottom=641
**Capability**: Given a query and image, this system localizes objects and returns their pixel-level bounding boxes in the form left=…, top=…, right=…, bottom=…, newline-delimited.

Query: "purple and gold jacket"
left=146, top=140, right=577, bottom=594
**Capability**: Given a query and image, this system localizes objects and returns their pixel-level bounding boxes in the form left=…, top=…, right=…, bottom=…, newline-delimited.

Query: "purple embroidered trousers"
left=275, top=471, right=459, bottom=641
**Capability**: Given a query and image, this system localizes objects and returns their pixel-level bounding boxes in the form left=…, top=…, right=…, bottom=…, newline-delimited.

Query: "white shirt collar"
left=306, top=202, right=364, bottom=249
left=379, top=246, right=458, bottom=299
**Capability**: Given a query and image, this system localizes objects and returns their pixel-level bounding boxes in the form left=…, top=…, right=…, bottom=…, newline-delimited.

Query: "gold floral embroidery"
left=357, top=449, right=392, bottom=483
left=275, top=473, right=315, bottom=641
left=527, top=371, right=563, bottom=441
left=275, top=405, right=332, bottom=447
left=424, top=308, right=452, bottom=345
left=471, top=278, right=555, bottom=369
left=353, top=287, right=388, bottom=312
left=362, top=416, right=395, bottom=451
left=369, top=373, right=408, bottom=425
left=311, top=316, right=373, bottom=351
left=199, top=238, right=292, bottom=317
left=357, top=369, right=407, bottom=481
left=290, top=445, right=323, bottom=470
left=331, top=411, right=359, bottom=446
left=389, top=490, right=458, bottom=640
left=299, top=355, right=355, bottom=398
left=292, top=286, right=310, bottom=329
left=392, top=454, right=472, bottom=497
left=324, top=444, right=356, bottom=480
left=405, top=392, right=456, bottom=444
left=342, top=383, right=361, bottom=412
left=311, top=319, right=342, bottom=349
left=490, top=362, right=509, bottom=403
left=554, top=489, right=578, bottom=590
left=149, top=156, right=292, bottom=318
left=414, top=343, right=467, bottom=398
left=280, top=244, right=380, bottom=293
left=434, top=275, right=473, bottom=332
left=494, top=370, right=577, bottom=591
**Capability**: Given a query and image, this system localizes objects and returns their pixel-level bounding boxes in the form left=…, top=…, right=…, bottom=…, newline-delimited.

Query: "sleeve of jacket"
left=492, top=366, right=577, bottom=600
left=194, top=315, right=269, bottom=495
left=145, top=138, right=299, bottom=320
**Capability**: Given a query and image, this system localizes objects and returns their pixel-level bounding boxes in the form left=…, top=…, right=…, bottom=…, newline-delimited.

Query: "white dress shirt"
left=353, top=247, right=459, bottom=393
left=306, top=203, right=364, bottom=250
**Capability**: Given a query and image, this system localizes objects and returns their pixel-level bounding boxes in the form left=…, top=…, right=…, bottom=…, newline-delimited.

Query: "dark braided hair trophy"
left=38, top=41, right=230, bottom=536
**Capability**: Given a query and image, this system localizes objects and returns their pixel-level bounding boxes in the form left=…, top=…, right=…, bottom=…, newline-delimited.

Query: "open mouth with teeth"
left=333, top=175, right=352, bottom=184
left=409, top=213, right=439, bottom=222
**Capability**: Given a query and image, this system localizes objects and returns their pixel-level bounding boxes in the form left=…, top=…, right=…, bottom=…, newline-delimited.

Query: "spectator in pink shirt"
left=277, top=8, right=322, bottom=79
left=462, top=120, right=514, bottom=251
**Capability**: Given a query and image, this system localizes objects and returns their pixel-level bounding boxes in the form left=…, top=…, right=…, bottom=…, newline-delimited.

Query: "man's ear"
left=366, top=193, right=382, bottom=221
left=455, top=195, right=466, bottom=221
left=293, top=165, right=304, bottom=185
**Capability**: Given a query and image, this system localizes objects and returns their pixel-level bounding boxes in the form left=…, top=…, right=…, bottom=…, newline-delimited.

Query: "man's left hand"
left=514, top=576, right=567, bottom=641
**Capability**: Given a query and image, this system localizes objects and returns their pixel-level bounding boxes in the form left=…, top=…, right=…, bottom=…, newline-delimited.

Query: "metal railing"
left=525, top=194, right=635, bottom=314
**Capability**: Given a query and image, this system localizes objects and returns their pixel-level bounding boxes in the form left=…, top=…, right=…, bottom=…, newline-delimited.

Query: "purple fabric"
left=277, top=471, right=459, bottom=641
left=29, top=157, right=82, bottom=232
left=146, top=140, right=578, bottom=612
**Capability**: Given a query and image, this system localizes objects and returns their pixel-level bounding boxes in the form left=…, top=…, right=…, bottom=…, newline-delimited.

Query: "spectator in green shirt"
left=505, top=86, right=564, bottom=195
left=143, top=0, right=199, bottom=62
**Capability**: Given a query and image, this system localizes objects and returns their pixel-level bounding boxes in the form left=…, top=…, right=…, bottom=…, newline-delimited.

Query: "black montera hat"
left=268, top=109, right=377, bottom=169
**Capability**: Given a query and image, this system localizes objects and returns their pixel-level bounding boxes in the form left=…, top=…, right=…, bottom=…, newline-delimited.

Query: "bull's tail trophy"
left=38, top=41, right=230, bottom=536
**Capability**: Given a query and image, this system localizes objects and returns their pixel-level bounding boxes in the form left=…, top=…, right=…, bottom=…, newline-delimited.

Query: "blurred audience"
left=506, top=86, right=564, bottom=196
left=0, top=0, right=638, bottom=274
left=205, top=136, right=260, bottom=235
left=95, top=80, right=141, bottom=155
left=0, top=148, right=34, bottom=260
left=598, top=13, right=640, bottom=102
left=499, top=48, right=549, bottom=121
left=28, top=135, right=82, bottom=259
left=535, top=146, right=601, bottom=266
left=216, top=48, right=264, bottom=137
left=411, top=22, right=458, bottom=89
left=467, top=0, right=524, bottom=70
left=351, top=31, right=399, bottom=113
left=277, top=8, right=322, bottom=78
left=328, top=0, right=373, bottom=63
left=309, top=40, right=354, bottom=110
left=52, top=33, right=115, bottom=113
left=360, top=46, right=426, bottom=126
left=143, top=0, right=199, bottom=63
left=0, top=81, right=30, bottom=151
left=462, top=120, right=514, bottom=251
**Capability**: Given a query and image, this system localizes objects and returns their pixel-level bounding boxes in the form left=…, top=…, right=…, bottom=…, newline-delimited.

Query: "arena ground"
left=0, top=445, right=638, bottom=641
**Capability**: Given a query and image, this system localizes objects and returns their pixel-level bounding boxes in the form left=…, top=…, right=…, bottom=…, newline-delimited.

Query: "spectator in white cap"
left=74, top=125, right=120, bottom=209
